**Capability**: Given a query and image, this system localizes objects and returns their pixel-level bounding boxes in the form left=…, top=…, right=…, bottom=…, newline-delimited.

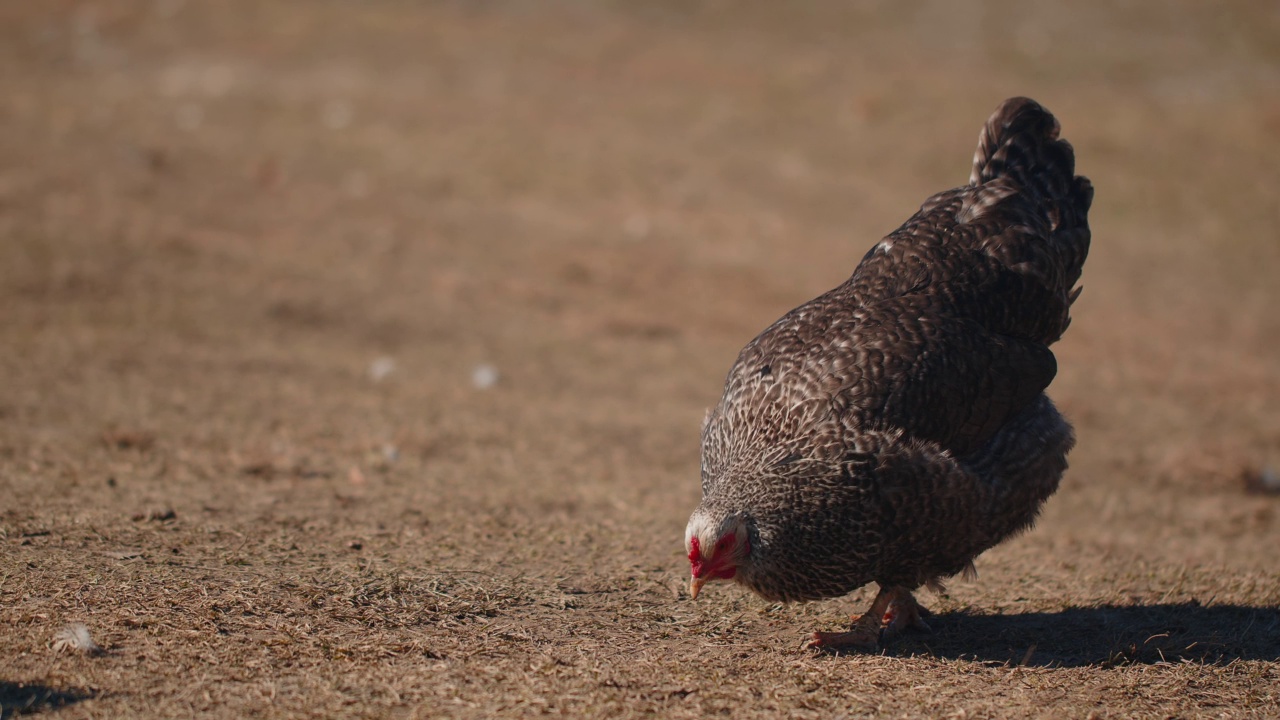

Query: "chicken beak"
left=689, top=574, right=707, bottom=600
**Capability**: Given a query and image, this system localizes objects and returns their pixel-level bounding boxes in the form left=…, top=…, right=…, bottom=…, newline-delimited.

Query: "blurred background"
left=1, top=1, right=1278, bottom=717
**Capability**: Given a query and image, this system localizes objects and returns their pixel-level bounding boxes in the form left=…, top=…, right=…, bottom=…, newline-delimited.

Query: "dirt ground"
left=2, top=1, right=1279, bottom=718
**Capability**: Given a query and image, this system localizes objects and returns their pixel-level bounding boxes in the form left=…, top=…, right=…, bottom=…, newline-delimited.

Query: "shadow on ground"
left=889, top=602, right=1280, bottom=667
left=0, top=681, right=95, bottom=719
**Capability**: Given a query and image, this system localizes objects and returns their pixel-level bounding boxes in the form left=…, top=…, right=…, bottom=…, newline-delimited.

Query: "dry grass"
left=2, top=1, right=1279, bottom=718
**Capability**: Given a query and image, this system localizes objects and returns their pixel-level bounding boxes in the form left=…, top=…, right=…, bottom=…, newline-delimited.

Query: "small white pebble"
left=471, top=364, right=499, bottom=389
left=368, top=356, right=396, bottom=382
left=381, top=444, right=400, bottom=464
left=52, top=623, right=101, bottom=655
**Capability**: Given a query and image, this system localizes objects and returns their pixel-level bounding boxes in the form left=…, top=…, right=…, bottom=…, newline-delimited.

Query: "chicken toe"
left=881, top=589, right=933, bottom=640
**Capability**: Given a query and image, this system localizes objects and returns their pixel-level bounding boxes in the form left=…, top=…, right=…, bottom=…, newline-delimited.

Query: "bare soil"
left=2, top=2, right=1279, bottom=718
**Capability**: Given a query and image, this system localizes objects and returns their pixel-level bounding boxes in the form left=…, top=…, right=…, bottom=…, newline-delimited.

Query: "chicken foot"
left=807, top=585, right=932, bottom=651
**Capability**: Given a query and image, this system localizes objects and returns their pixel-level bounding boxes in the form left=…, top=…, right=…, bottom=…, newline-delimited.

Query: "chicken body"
left=685, top=97, right=1092, bottom=646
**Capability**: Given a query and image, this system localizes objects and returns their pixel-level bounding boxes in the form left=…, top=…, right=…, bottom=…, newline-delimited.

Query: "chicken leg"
left=807, top=585, right=932, bottom=651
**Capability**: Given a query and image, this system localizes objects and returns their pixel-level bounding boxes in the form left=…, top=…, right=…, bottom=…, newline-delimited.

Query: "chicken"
left=685, top=97, right=1092, bottom=650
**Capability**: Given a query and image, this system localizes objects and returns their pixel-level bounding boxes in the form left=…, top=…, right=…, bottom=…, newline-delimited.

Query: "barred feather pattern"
left=690, top=97, right=1092, bottom=603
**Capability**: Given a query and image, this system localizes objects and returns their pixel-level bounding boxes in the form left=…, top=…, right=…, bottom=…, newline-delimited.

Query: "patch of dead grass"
left=1, top=0, right=1278, bottom=717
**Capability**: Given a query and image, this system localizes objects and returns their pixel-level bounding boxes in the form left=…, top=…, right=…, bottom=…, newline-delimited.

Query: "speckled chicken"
left=685, top=97, right=1092, bottom=649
